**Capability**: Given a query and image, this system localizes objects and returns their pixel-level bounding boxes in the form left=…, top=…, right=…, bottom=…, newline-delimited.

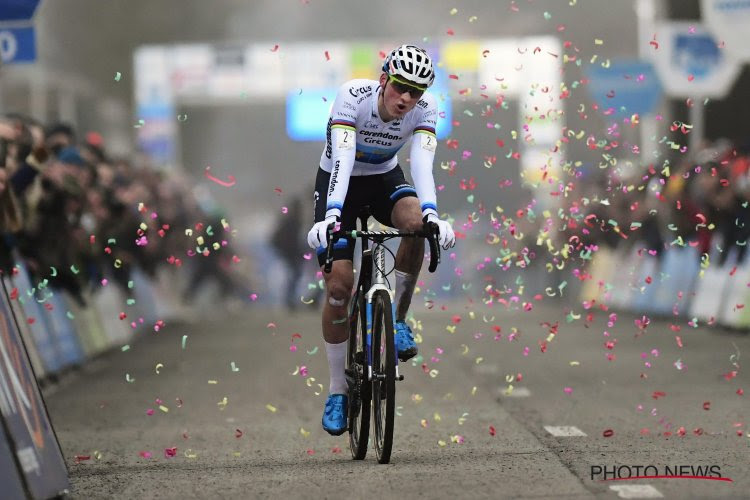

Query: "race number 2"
left=337, top=129, right=354, bottom=150
left=420, top=133, right=437, bottom=152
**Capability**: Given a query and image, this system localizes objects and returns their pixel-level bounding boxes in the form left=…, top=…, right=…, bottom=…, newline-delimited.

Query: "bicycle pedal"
left=397, top=375, right=404, bottom=381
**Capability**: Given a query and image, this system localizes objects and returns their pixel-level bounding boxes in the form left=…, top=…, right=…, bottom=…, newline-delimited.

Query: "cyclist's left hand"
left=426, top=214, right=455, bottom=249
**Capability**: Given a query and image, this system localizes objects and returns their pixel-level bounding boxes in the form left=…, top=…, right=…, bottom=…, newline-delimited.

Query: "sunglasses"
left=388, top=75, right=426, bottom=98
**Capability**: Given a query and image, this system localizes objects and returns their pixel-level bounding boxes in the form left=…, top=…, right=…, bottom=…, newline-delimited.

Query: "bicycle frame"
left=357, top=216, right=402, bottom=385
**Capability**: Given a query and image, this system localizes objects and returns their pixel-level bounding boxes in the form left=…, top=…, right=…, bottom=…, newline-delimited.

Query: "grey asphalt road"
left=43, top=300, right=749, bottom=499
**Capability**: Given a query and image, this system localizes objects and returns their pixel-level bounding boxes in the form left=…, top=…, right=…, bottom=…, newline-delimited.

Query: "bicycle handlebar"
left=323, top=222, right=441, bottom=274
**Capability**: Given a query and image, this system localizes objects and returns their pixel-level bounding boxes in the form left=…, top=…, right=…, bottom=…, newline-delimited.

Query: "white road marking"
left=543, top=425, right=587, bottom=437
left=499, top=386, right=531, bottom=397
left=609, top=484, right=663, bottom=498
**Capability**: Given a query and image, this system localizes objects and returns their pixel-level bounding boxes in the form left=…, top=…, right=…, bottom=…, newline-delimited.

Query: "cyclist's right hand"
left=307, top=215, right=339, bottom=250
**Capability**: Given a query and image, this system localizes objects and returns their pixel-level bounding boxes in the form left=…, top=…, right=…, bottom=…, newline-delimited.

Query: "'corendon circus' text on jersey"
left=319, top=79, right=440, bottom=221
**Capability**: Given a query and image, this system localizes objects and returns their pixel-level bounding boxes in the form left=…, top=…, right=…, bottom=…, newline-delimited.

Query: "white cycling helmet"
left=382, top=44, right=435, bottom=88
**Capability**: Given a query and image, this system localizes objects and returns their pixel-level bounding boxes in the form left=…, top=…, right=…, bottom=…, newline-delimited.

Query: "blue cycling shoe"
left=395, top=321, right=418, bottom=361
left=322, top=394, right=348, bottom=436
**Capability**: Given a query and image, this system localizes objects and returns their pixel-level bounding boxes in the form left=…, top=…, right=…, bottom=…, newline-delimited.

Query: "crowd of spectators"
left=0, top=113, right=250, bottom=312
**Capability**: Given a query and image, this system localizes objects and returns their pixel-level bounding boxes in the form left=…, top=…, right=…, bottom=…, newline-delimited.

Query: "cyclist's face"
left=379, top=73, right=424, bottom=119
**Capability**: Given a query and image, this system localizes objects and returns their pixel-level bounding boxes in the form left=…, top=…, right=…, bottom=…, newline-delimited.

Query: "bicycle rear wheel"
left=371, top=289, right=396, bottom=464
left=346, top=291, right=371, bottom=460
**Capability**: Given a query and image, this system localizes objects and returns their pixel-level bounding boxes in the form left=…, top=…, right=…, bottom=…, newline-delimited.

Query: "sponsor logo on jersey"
left=359, top=129, right=401, bottom=146
left=348, top=85, right=372, bottom=98
left=328, top=160, right=340, bottom=196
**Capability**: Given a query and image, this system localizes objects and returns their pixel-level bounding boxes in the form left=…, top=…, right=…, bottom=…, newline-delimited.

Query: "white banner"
left=701, top=0, right=750, bottom=61
left=649, top=21, right=740, bottom=98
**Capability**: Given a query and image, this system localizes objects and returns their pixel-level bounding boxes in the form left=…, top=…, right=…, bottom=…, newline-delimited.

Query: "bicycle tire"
left=371, top=289, right=396, bottom=464
left=346, top=291, right=371, bottom=460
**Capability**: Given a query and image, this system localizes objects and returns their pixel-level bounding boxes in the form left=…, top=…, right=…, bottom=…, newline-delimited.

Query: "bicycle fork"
left=363, top=243, right=403, bottom=383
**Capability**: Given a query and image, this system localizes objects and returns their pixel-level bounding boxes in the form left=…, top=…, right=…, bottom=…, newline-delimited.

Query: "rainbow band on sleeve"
left=413, top=126, right=436, bottom=137
left=331, top=120, right=356, bottom=131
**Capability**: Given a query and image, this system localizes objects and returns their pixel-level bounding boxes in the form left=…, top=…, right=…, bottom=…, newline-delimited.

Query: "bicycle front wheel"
left=371, top=289, right=396, bottom=464
left=346, top=291, right=370, bottom=460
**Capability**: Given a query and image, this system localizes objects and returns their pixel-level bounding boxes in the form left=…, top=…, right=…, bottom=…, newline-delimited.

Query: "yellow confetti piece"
left=94, top=450, right=102, bottom=460
left=197, top=236, right=205, bottom=245
left=594, top=38, right=603, bottom=45
left=301, top=297, right=314, bottom=305
left=185, top=229, right=193, bottom=236
left=471, top=386, right=477, bottom=396
left=159, top=405, right=169, bottom=413
left=291, top=366, right=300, bottom=376
left=184, top=449, right=198, bottom=458
left=217, top=397, right=228, bottom=410
left=230, top=362, right=239, bottom=372
left=221, top=218, right=229, bottom=229
left=429, top=369, right=439, bottom=378
left=139, top=222, right=148, bottom=231
left=155, top=363, right=163, bottom=374
left=233, top=452, right=242, bottom=457
left=458, top=412, right=469, bottom=425
left=421, top=419, right=429, bottom=428
left=125, top=373, right=135, bottom=383
left=208, top=380, right=218, bottom=384
left=300, top=428, right=310, bottom=438
left=450, top=7, right=457, bottom=14
left=266, top=404, right=277, bottom=413
left=570, top=361, right=580, bottom=366
left=412, top=394, right=423, bottom=403
left=475, top=357, right=483, bottom=364
left=460, top=344, right=469, bottom=355
left=438, top=440, right=447, bottom=447
left=504, top=385, right=514, bottom=395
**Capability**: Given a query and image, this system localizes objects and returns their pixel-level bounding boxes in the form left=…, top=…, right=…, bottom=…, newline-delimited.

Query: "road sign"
left=649, top=22, right=740, bottom=98
left=701, top=0, right=750, bottom=61
left=0, top=0, right=40, bottom=22
left=0, top=26, right=36, bottom=64
left=586, top=59, right=662, bottom=116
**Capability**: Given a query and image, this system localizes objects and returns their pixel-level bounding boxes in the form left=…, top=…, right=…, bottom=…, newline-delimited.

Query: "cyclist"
left=306, top=44, right=456, bottom=435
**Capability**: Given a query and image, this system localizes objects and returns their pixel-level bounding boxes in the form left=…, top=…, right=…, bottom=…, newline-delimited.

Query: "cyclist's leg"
left=321, top=260, right=354, bottom=344
left=370, top=165, right=424, bottom=321
left=390, top=196, right=425, bottom=320
left=314, top=167, right=359, bottom=396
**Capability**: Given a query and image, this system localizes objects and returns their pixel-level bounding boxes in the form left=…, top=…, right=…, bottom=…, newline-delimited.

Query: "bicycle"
left=324, top=207, right=441, bottom=464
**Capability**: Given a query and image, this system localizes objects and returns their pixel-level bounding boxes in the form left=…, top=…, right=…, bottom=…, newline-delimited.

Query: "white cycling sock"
left=325, top=340, right=348, bottom=395
left=394, top=270, right=416, bottom=322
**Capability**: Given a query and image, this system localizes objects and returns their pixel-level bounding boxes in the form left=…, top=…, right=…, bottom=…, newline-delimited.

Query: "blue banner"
left=0, top=26, right=36, bottom=64
left=0, top=0, right=40, bottom=22
left=586, top=59, right=662, bottom=117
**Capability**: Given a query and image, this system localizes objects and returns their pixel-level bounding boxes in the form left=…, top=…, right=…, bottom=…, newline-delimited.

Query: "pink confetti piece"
left=139, top=451, right=152, bottom=459
left=271, top=44, right=279, bottom=52
left=204, top=166, right=236, bottom=187
left=164, top=447, right=177, bottom=458
left=324, top=51, right=330, bottom=61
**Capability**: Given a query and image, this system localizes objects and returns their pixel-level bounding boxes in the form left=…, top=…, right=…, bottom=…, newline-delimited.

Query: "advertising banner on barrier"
left=649, top=21, right=741, bottom=98
left=0, top=427, right=28, bottom=499
left=701, top=0, right=750, bottom=61
left=0, top=277, right=70, bottom=499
